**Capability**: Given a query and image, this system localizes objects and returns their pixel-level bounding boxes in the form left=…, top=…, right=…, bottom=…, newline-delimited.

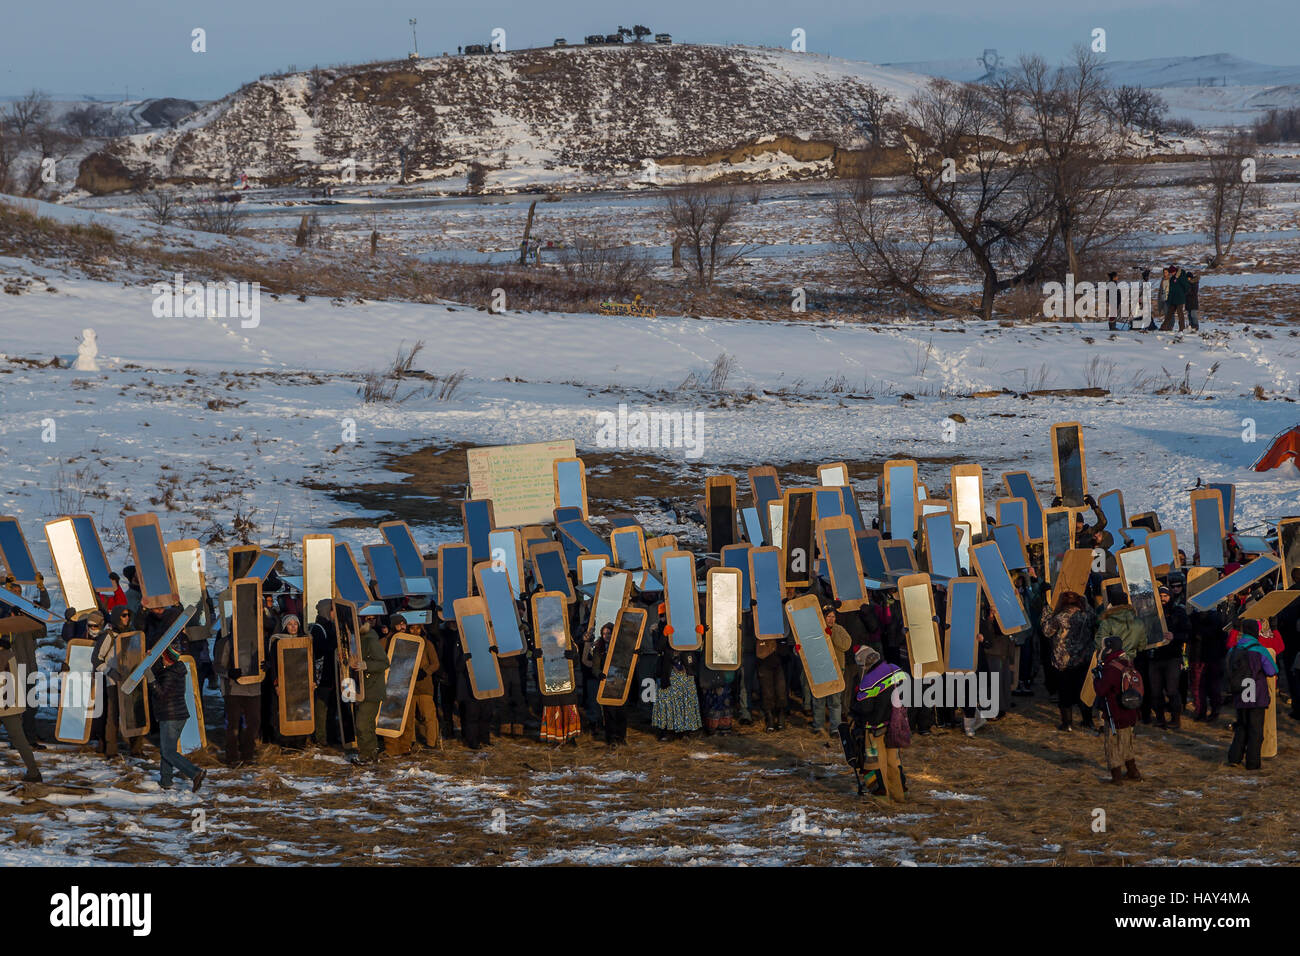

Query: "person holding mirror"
left=650, top=604, right=701, bottom=741
left=1040, top=590, right=1096, bottom=732
left=590, top=622, right=629, bottom=746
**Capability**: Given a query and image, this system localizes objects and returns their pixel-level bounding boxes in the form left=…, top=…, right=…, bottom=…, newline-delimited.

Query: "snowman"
left=74, top=328, right=98, bottom=371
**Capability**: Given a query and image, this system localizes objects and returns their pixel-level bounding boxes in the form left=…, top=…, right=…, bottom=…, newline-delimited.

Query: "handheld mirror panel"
left=168, top=540, right=206, bottom=610
left=460, top=500, right=495, bottom=564
left=1002, top=472, right=1044, bottom=541
left=884, top=461, right=917, bottom=540
left=116, top=632, right=150, bottom=737
left=662, top=551, right=701, bottom=650
left=991, top=524, right=1030, bottom=572
left=1052, top=422, right=1087, bottom=506
left=454, top=598, right=503, bottom=698
left=126, top=515, right=176, bottom=608
left=705, top=567, right=741, bottom=669
left=0, top=517, right=39, bottom=584
left=597, top=606, right=647, bottom=706
left=995, top=498, right=1029, bottom=541
left=380, top=522, right=426, bottom=577
left=557, top=519, right=612, bottom=559
left=945, top=578, right=981, bottom=672
left=302, top=535, right=335, bottom=627
left=276, top=636, right=315, bottom=736
left=1209, top=482, right=1235, bottom=529
left=529, top=542, right=573, bottom=601
left=438, top=543, right=474, bottom=610
left=553, top=458, right=588, bottom=516
left=1117, top=547, right=1167, bottom=648
left=899, top=573, right=942, bottom=677
left=55, top=640, right=96, bottom=744
left=70, top=515, right=112, bottom=591
left=1191, top=491, right=1226, bottom=568
left=720, top=544, right=752, bottom=609
left=487, top=529, right=524, bottom=597
left=1146, top=530, right=1178, bottom=571
left=923, top=511, right=960, bottom=580
left=532, top=592, right=575, bottom=695
left=376, top=634, right=422, bottom=737
left=474, top=563, right=526, bottom=656
left=590, top=568, right=632, bottom=642
left=45, top=517, right=97, bottom=614
left=1044, top=508, right=1074, bottom=585
left=1188, top=555, right=1282, bottom=611
left=365, top=544, right=406, bottom=599
left=822, top=522, right=866, bottom=607
left=749, top=546, right=784, bottom=640
left=333, top=543, right=372, bottom=606
left=748, top=468, right=782, bottom=542
left=971, top=541, right=1028, bottom=634
left=740, top=506, right=764, bottom=545
left=706, top=477, right=738, bottom=553
left=233, top=579, right=264, bottom=681
left=1280, top=518, right=1300, bottom=589
left=818, top=462, right=849, bottom=487
left=767, top=502, right=784, bottom=551
left=781, top=490, right=816, bottom=588
left=1097, top=490, right=1127, bottom=554
left=611, top=527, right=645, bottom=570
left=951, top=467, right=985, bottom=538
left=785, top=596, right=844, bottom=696
left=814, top=488, right=844, bottom=521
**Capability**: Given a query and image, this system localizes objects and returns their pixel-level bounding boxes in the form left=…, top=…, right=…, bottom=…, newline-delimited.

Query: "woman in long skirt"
left=651, top=621, right=701, bottom=740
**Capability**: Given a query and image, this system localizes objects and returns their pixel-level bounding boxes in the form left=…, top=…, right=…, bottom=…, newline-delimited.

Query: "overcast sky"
left=2, top=0, right=1295, bottom=100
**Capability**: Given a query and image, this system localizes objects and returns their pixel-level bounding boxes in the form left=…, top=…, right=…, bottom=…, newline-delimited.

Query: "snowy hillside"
left=78, top=45, right=936, bottom=194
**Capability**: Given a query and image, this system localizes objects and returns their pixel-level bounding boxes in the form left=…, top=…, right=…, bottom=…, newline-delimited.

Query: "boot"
left=762, top=711, right=775, bottom=732
left=1125, top=759, right=1142, bottom=781
left=1108, top=767, right=1123, bottom=785
left=1057, top=706, right=1072, bottom=732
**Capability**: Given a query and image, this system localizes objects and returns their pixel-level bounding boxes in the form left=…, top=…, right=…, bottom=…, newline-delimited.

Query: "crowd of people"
left=0, top=487, right=1294, bottom=800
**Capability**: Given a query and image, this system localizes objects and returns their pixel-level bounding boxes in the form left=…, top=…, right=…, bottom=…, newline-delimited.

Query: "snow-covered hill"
left=78, top=45, right=936, bottom=194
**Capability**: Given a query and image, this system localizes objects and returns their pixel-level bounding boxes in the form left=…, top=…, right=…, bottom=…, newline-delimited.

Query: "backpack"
left=1227, top=646, right=1254, bottom=699
left=1115, top=656, right=1144, bottom=709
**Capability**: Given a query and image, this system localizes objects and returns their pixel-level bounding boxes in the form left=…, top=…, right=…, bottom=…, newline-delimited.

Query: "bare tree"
left=857, top=84, right=896, bottom=148
left=1103, top=85, right=1167, bottom=134
left=555, top=238, right=651, bottom=296
left=3, top=90, right=51, bottom=142
left=1203, top=136, right=1261, bottom=267
left=139, top=188, right=181, bottom=226
left=187, top=193, right=245, bottom=235
left=664, top=183, right=758, bottom=288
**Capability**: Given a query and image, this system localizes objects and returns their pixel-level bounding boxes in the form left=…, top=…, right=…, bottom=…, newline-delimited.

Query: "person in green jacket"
left=1160, top=263, right=1190, bottom=331
left=1095, top=597, right=1147, bottom=660
left=350, top=618, right=389, bottom=763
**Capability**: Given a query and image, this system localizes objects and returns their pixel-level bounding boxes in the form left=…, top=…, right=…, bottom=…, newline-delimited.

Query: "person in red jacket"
left=1092, top=635, right=1141, bottom=784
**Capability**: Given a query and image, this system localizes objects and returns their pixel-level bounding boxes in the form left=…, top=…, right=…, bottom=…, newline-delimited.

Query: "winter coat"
left=1167, top=269, right=1190, bottom=307
left=1151, top=601, right=1189, bottom=662
left=1226, top=633, right=1278, bottom=709
left=0, top=646, right=24, bottom=718
left=1186, top=277, right=1199, bottom=310
left=1092, top=649, right=1139, bottom=729
left=1040, top=604, right=1096, bottom=670
left=213, top=633, right=261, bottom=698
left=1095, top=605, right=1145, bottom=659
left=359, top=624, right=389, bottom=702
left=850, top=659, right=906, bottom=734
left=150, top=650, right=191, bottom=722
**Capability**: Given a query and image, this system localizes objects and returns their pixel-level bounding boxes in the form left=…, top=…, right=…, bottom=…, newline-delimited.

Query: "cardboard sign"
left=466, top=439, right=577, bottom=527
left=783, top=594, right=845, bottom=698
left=275, top=635, right=315, bottom=737
left=596, top=606, right=647, bottom=706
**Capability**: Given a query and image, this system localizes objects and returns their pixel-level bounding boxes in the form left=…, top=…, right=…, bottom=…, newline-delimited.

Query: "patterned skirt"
left=651, top=669, right=702, bottom=732
left=541, top=704, right=582, bottom=743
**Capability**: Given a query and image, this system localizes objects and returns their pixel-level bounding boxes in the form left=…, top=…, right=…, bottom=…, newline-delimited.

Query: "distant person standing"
left=1185, top=272, right=1201, bottom=331
left=1160, top=263, right=1189, bottom=331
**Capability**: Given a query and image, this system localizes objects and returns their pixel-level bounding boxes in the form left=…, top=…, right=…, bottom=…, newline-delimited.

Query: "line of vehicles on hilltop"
left=461, top=27, right=671, bottom=55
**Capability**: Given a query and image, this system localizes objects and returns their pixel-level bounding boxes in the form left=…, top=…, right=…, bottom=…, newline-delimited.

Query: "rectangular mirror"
left=995, top=497, right=1029, bottom=542
left=438, top=542, right=474, bottom=614
left=116, top=631, right=151, bottom=737
left=1146, top=529, right=1178, bottom=573
left=576, top=553, right=607, bottom=588
left=590, top=568, right=632, bottom=644
left=1191, top=489, right=1226, bottom=568
left=705, top=567, right=742, bottom=670
left=881, top=540, right=916, bottom=575
left=460, top=499, right=495, bottom=564
left=1043, top=506, right=1075, bottom=587
left=1051, top=421, right=1087, bottom=507
left=923, top=511, right=960, bottom=581
left=662, top=550, right=700, bottom=651
left=740, top=506, right=764, bottom=545
left=1123, top=526, right=1150, bottom=549
left=473, top=561, right=526, bottom=656
left=45, top=517, right=97, bottom=615
left=454, top=596, right=504, bottom=698
left=228, top=545, right=260, bottom=582
left=376, top=633, right=423, bottom=737
left=553, top=457, right=588, bottom=517
left=166, top=539, right=207, bottom=611
left=767, top=501, right=784, bottom=552
left=557, top=518, right=612, bottom=560
left=276, top=635, right=315, bottom=737
left=69, top=515, right=112, bottom=591
left=955, top=522, right=973, bottom=575
left=882, top=460, right=918, bottom=541
left=1097, top=490, right=1127, bottom=554
left=818, top=462, right=849, bottom=487
left=0, top=516, right=38, bottom=584
left=531, top=591, right=575, bottom=695
left=1002, top=471, right=1045, bottom=542
left=749, top=546, right=784, bottom=639
left=178, top=656, right=206, bottom=754
left=784, top=595, right=844, bottom=697
left=857, top=530, right=888, bottom=582
left=706, top=475, right=738, bottom=553
left=55, top=639, right=96, bottom=744
left=643, top=535, right=677, bottom=572
left=1233, top=535, right=1271, bottom=555
left=1209, top=482, right=1235, bottom=530
left=597, top=606, right=647, bottom=706
left=839, top=486, right=866, bottom=533
left=528, top=541, right=573, bottom=601
left=991, top=524, right=1030, bottom=572
left=781, top=489, right=816, bottom=589
left=333, top=542, right=373, bottom=607
left=971, top=541, right=1028, bottom=634
left=380, top=521, right=426, bottom=578
left=1188, top=554, right=1282, bottom=612
left=720, top=544, right=752, bottom=609
left=611, top=526, right=646, bottom=570
left=126, top=514, right=177, bottom=609
left=302, top=534, right=334, bottom=627
left=1280, top=517, right=1300, bottom=590
left=333, top=598, right=364, bottom=705
left=1117, top=546, right=1167, bottom=648
left=1129, top=511, right=1161, bottom=533
left=365, top=544, right=406, bottom=599
left=233, top=577, right=264, bottom=683
left=951, top=465, right=985, bottom=538
left=748, top=466, right=783, bottom=543
left=820, top=519, right=867, bottom=609
left=899, top=572, right=943, bottom=678
left=814, top=488, right=844, bottom=522
left=487, top=529, right=524, bottom=597
left=945, top=577, right=981, bottom=673
left=244, top=550, right=279, bottom=583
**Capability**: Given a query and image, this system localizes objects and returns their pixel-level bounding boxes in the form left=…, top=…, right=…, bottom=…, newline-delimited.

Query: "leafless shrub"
left=1083, top=355, right=1119, bottom=391
left=358, top=340, right=426, bottom=403
left=139, top=188, right=181, bottom=226
left=187, top=193, right=245, bottom=235
left=708, top=352, right=735, bottom=391
left=555, top=239, right=652, bottom=297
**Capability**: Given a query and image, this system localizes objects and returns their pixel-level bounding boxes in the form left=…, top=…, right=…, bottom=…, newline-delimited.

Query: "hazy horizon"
left=2, top=0, right=1296, bottom=101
